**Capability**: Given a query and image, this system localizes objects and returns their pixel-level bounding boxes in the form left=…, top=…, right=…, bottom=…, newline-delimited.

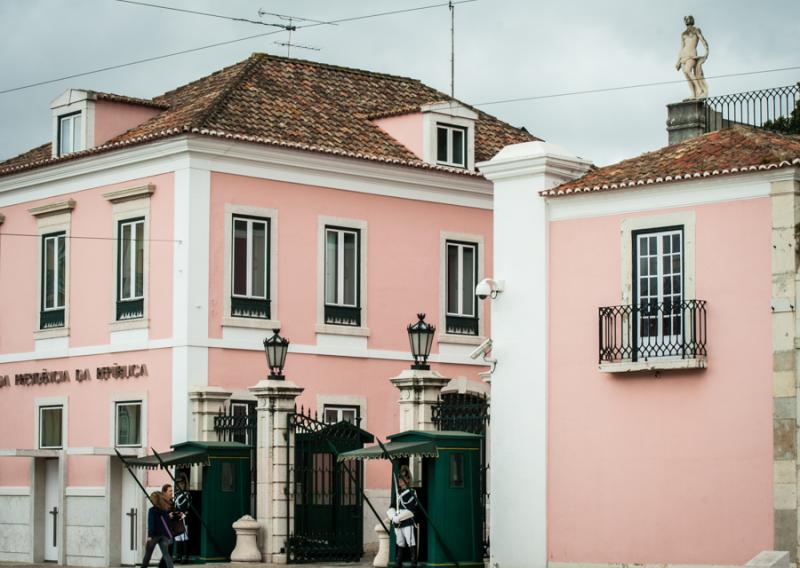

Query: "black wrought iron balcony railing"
left=40, top=309, right=65, bottom=330
left=324, top=304, right=361, bottom=327
left=704, top=84, right=799, bottom=133
left=231, top=296, right=271, bottom=319
left=116, top=299, right=144, bottom=321
left=598, top=299, right=707, bottom=364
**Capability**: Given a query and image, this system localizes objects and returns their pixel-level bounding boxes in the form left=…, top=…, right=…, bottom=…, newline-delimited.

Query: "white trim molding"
left=105, top=185, right=154, bottom=332
left=222, top=203, right=280, bottom=331
left=421, top=101, right=478, bottom=171
left=439, top=230, right=486, bottom=345
left=30, top=204, right=73, bottom=341
left=34, top=396, right=68, bottom=450
left=109, top=391, right=148, bottom=450
left=316, top=215, right=370, bottom=337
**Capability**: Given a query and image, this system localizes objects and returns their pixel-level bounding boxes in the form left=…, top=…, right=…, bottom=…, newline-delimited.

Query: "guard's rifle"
left=374, top=437, right=461, bottom=568
left=150, top=448, right=225, bottom=557
left=323, top=439, right=390, bottom=534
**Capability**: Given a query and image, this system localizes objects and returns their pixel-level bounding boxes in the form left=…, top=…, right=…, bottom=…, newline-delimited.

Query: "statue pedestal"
left=666, top=99, right=720, bottom=145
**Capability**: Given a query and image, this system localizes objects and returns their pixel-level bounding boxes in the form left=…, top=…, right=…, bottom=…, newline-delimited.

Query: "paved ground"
left=1, top=560, right=375, bottom=568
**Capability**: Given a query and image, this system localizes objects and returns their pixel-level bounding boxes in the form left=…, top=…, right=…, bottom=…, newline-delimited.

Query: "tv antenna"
left=449, top=0, right=455, bottom=98
left=258, top=9, right=334, bottom=57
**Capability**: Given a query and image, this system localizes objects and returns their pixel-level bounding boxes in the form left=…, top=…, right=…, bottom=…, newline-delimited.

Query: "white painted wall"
left=478, top=142, right=591, bottom=568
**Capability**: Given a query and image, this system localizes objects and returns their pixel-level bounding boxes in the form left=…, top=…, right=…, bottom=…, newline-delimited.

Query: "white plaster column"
left=188, top=386, right=232, bottom=442
left=390, top=369, right=451, bottom=433
left=172, top=165, right=211, bottom=444
left=478, top=142, right=591, bottom=568
left=249, top=378, right=304, bottom=565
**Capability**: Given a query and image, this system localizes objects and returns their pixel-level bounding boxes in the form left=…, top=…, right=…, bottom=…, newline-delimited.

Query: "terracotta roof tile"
left=545, top=126, right=800, bottom=197
left=0, top=53, right=536, bottom=178
left=90, top=91, right=170, bottom=109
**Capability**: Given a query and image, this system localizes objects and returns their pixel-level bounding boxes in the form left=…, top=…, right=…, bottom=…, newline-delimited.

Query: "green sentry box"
left=174, top=441, right=250, bottom=563
left=388, top=431, right=483, bottom=568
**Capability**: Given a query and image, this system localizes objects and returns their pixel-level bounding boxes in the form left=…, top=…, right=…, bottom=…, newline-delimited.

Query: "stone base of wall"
left=363, top=488, right=391, bottom=546
left=0, top=491, right=32, bottom=563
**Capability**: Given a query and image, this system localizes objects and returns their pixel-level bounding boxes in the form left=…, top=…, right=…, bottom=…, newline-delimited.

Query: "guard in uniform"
left=387, top=465, right=420, bottom=568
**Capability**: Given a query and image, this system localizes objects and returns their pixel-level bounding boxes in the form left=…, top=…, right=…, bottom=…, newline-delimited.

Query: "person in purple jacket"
left=141, top=491, right=175, bottom=568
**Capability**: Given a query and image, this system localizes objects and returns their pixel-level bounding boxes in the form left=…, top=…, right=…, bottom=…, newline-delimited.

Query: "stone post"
left=390, top=368, right=450, bottom=484
left=390, top=368, right=451, bottom=433
left=188, top=386, right=232, bottom=442
left=666, top=99, right=721, bottom=145
left=249, top=378, right=304, bottom=564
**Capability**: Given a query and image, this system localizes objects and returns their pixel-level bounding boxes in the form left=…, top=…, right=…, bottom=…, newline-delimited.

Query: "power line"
left=0, top=233, right=181, bottom=243
left=0, top=1, right=476, bottom=96
left=114, top=0, right=293, bottom=29
left=474, top=66, right=800, bottom=106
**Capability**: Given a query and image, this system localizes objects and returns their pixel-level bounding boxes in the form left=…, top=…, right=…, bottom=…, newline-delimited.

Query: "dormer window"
left=421, top=101, right=477, bottom=170
left=58, top=112, right=83, bottom=155
left=437, top=124, right=468, bottom=168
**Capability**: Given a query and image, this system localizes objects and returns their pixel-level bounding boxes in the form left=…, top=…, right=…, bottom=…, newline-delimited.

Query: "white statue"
left=676, top=15, right=709, bottom=99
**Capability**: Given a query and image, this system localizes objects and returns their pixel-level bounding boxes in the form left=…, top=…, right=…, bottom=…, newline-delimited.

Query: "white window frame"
left=104, top=184, right=154, bottom=332
left=231, top=216, right=270, bottom=301
left=446, top=241, right=478, bottom=318
left=35, top=397, right=68, bottom=450
left=421, top=102, right=477, bottom=170
left=57, top=112, right=83, bottom=156
left=109, top=391, right=148, bottom=450
left=50, top=89, right=95, bottom=158
left=325, top=227, right=360, bottom=308
left=222, top=204, right=279, bottom=330
left=316, top=394, right=368, bottom=430
left=316, top=216, right=369, bottom=337
left=41, top=232, right=66, bottom=311
left=323, top=405, right=360, bottom=425
left=436, top=124, right=468, bottom=168
left=29, top=200, right=74, bottom=340
left=439, top=231, right=485, bottom=345
left=114, top=401, right=143, bottom=448
left=118, top=218, right=145, bottom=302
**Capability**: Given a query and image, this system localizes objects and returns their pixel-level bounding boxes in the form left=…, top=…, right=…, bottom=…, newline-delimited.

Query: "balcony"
left=598, top=299, right=707, bottom=373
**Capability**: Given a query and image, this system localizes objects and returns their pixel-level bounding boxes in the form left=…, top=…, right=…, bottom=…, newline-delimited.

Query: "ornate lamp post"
left=263, top=328, right=289, bottom=380
left=407, top=313, right=436, bottom=370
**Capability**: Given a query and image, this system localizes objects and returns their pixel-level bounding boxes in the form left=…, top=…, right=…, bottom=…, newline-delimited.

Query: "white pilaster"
left=172, top=166, right=211, bottom=444
left=250, top=378, right=304, bottom=565
left=188, top=387, right=232, bottom=442
left=478, top=142, right=591, bottom=568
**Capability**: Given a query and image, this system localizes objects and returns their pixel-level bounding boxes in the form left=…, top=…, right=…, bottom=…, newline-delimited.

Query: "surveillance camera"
left=475, top=278, right=505, bottom=300
left=469, top=337, right=493, bottom=360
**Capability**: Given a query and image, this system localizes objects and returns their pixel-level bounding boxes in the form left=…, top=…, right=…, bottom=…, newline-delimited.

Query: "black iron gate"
left=214, top=401, right=258, bottom=517
left=432, top=391, right=490, bottom=557
left=287, top=407, right=373, bottom=563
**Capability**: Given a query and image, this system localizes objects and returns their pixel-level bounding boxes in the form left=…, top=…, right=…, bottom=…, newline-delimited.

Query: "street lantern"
left=407, top=313, right=435, bottom=370
left=263, top=329, right=289, bottom=380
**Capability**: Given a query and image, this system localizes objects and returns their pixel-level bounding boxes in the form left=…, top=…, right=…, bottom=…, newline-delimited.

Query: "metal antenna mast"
left=258, top=9, right=329, bottom=57
left=449, top=0, right=455, bottom=98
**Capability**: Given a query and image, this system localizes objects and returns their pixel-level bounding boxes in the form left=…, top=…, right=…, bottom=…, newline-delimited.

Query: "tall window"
left=232, top=216, right=270, bottom=319
left=633, top=227, right=684, bottom=356
left=58, top=112, right=82, bottom=156
left=446, top=241, right=478, bottom=335
left=324, top=226, right=360, bottom=326
left=117, top=218, right=144, bottom=320
left=41, top=232, right=66, bottom=329
left=436, top=124, right=467, bottom=168
left=39, top=406, right=63, bottom=449
left=115, top=401, right=142, bottom=447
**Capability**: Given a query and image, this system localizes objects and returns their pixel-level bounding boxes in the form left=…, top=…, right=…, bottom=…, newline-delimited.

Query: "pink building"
left=0, top=53, right=533, bottom=565
left=481, top=111, right=800, bottom=568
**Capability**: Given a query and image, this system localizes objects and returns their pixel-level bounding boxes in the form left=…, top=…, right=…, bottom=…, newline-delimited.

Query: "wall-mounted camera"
left=475, top=278, right=505, bottom=300
left=469, top=337, right=493, bottom=360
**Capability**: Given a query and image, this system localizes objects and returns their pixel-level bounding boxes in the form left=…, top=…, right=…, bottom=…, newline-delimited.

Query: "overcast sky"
left=0, top=0, right=798, bottom=167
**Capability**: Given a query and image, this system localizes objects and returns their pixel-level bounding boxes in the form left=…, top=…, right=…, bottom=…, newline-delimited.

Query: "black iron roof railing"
left=599, top=299, right=707, bottom=364
left=704, top=84, right=799, bottom=133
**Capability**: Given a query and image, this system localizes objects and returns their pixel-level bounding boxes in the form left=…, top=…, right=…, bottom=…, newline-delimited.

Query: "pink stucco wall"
left=207, top=171, right=492, bottom=351
left=93, top=100, right=162, bottom=147
left=0, top=173, right=173, bottom=352
left=0, top=349, right=173, bottom=486
left=372, top=113, right=424, bottom=160
left=547, top=198, right=773, bottom=564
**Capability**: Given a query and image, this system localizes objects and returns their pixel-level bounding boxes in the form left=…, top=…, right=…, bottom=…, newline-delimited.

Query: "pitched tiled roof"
left=0, top=53, right=536, bottom=178
left=91, top=91, right=170, bottom=109
left=545, top=126, right=800, bottom=197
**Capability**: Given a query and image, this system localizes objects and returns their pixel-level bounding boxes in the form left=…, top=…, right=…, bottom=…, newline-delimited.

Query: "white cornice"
left=547, top=169, right=787, bottom=221
left=28, top=199, right=76, bottom=217
left=0, top=135, right=493, bottom=210
left=102, top=183, right=155, bottom=203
